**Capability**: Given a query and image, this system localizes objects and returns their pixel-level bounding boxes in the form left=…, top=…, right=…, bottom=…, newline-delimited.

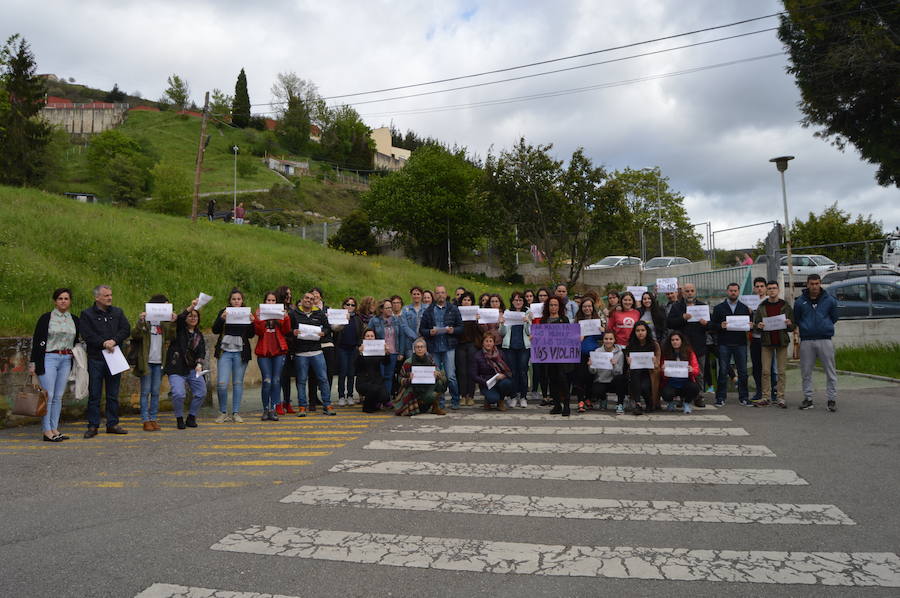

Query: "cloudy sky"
left=9, top=0, right=897, bottom=250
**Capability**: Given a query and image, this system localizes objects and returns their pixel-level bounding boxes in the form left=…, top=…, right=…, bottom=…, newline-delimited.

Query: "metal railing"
left=665, top=265, right=753, bottom=304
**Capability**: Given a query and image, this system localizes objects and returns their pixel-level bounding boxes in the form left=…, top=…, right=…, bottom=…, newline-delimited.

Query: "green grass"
left=0, top=186, right=502, bottom=335
left=835, top=344, right=900, bottom=379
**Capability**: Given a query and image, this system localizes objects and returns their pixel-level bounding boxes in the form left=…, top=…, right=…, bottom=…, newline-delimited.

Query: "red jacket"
left=253, top=314, right=291, bottom=357
left=660, top=350, right=700, bottom=386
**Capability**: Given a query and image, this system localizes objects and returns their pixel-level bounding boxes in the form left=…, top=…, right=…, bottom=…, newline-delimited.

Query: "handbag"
left=13, top=375, right=49, bottom=417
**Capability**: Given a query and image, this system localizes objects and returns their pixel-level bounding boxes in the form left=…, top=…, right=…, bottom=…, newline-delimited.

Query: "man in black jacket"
left=665, top=282, right=709, bottom=407
left=711, top=282, right=753, bottom=407
left=80, top=285, right=131, bottom=437
left=289, top=291, right=334, bottom=416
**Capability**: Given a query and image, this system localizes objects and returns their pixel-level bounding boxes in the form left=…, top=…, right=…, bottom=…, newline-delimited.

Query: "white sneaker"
left=232, top=413, right=244, bottom=423
left=616, top=404, right=625, bottom=414
left=505, top=398, right=516, bottom=410
left=337, top=397, right=347, bottom=407
left=518, top=397, right=528, bottom=408
left=215, top=412, right=230, bottom=423
left=348, top=396, right=357, bottom=405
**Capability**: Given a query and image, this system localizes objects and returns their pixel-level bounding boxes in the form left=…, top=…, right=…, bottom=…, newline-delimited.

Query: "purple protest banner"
left=530, top=323, right=582, bottom=363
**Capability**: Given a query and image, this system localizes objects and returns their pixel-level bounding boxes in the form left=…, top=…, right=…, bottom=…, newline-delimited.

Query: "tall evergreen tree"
left=0, top=34, right=52, bottom=186
left=232, top=68, right=251, bottom=128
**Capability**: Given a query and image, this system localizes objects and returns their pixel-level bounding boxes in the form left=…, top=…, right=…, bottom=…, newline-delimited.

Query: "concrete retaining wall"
left=831, top=318, right=900, bottom=348
left=40, top=105, right=129, bottom=136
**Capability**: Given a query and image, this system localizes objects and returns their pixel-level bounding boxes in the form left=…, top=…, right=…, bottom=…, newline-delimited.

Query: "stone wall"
left=40, top=105, right=129, bottom=136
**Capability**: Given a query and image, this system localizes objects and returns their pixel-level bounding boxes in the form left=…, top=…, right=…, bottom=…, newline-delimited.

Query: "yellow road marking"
left=166, top=469, right=271, bottom=476
left=163, top=481, right=249, bottom=488
left=194, top=451, right=331, bottom=457
left=72, top=481, right=136, bottom=488
left=203, top=460, right=312, bottom=466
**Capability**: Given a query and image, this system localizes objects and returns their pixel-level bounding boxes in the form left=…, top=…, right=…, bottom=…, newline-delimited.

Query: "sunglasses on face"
left=344, top=302, right=356, bottom=306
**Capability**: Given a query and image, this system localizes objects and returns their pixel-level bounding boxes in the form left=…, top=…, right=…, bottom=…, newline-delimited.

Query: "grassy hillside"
left=0, top=186, right=501, bottom=335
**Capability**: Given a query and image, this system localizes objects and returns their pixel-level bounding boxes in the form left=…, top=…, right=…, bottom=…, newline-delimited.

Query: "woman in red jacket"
left=606, top=291, right=640, bottom=347
left=659, top=331, right=701, bottom=414
left=254, top=291, right=292, bottom=421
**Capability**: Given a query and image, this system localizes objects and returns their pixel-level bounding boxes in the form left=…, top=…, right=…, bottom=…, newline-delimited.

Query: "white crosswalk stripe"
left=135, top=584, right=300, bottom=597
left=281, top=485, right=855, bottom=525
left=392, top=424, right=750, bottom=436
left=329, top=459, right=808, bottom=485
left=364, top=439, right=776, bottom=457
left=211, top=525, right=900, bottom=587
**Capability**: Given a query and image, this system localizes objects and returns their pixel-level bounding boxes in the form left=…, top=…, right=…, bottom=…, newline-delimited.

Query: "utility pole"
left=191, top=91, right=210, bottom=222
left=656, top=167, right=663, bottom=257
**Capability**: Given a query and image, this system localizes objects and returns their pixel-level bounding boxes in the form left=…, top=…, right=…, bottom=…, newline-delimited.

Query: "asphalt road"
left=1, top=381, right=899, bottom=598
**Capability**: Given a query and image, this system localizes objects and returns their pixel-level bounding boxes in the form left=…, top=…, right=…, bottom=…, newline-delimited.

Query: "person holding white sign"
left=637, top=292, right=666, bottom=341
left=752, top=280, right=795, bottom=408
left=289, top=291, right=334, bottom=416
left=588, top=331, right=626, bottom=413
left=131, top=294, right=176, bottom=431
left=574, top=297, right=604, bottom=413
left=396, top=338, right=446, bottom=416
left=79, top=285, right=132, bottom=437
left=499, top=291, right=532, bottom=408
left=529, top=288, right=552, bottom=405
left=334, top=296, right=364, bottom=407
left=748, top=277, right=774, bottom=406
left=211, top=289, right=256, bottom=423
left=163, top=300, right=207, bottom=429
left=477, top=294, right=503, bottom=334
left=355, top=329, right=390, bottom=413
left=368, top=298, right=406, bottom=404
left=454, top=292, right=481, bottom=407
left=624, top=322, right=659, bottom=415
left=711, top=282, right=753, bottom=406
left=253, top=292, right=292, bottom=421
left=659, top=331, right=701, bottom=414
left=471, top=332, right=514, bottom=411
left=606, top=291, right=640, bottom=347
left=665, top=283, right=710, bottom=407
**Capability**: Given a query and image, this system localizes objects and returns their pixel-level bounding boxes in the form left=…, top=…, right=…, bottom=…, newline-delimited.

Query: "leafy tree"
left=270, top=72, right=326, bottom=123
left=0, top=34, right=52, bottom=186
left=86, top=129, right=155, bottom=204
left=236, top=155, right=258, bottom=178
left=276, top=95, right=311, bottom=154
left=328, top=209, right=378, bottom=254
left=163, top=74, right=190, bottom=110
left=148, top=160, right=192, bottom=215
left=104, top=83, right=126, bottom=102
left=778, top=1, right=900, bottom=187
left=232, top=68, right=251, bottom=128
left=790, top=202, right=884, bottom=263
left=318, top=105, right=374, bottom=170
left=209, top=88, right=233, bottom=122
left=362, top=145, right=483, bottom=269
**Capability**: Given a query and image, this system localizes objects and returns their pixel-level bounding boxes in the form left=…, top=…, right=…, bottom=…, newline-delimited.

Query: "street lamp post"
left=232, top=145, right=239, bottom=221
left=656, top=167, right=663, bottom=257
left=769, top=155, right=795, bottom=301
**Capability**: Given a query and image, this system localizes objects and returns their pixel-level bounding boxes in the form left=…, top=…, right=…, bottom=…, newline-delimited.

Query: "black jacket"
left=711, top=299, right=753, bottom=346
left=163, top=311, right=206, bottom=375
left=666, top=299, right=708, bottom=357
left=212, top=308, right=256, bottom=361
left=79, top=304, right=131, bottom=361
left=30, top=312, right=81, bottom=376
left=289, top=308, right=331, bottom=353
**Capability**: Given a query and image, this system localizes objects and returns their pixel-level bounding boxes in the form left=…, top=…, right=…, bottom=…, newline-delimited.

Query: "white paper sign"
left=195, top=369, right=210, bottom=378
left=362, top=339, right=386, bottom=356
left=486, top=373, right=501, bottom=389
left=529, top=302, right=544, bottom=318
left=296, top=323, right=321, bottom=340
left=102, top=346, right=131, bottom=375
left=579, top=318, right=603, bottom=337
left=145, top=303, right=173, bottom=322
left=458, top=306, right=479, bottom=322
left=629, top=351, right=655, bottom=370
left=224, top=307, right=251, bottom=324
left=663, top=360, right=689, bottom=378
left=503, top=310, right=525, bottom=325
left=411, top=365, right=436, bottom=384
left=326, top=308, right=349, bottom=326
left=627, top=286, right=649, bottom=299
left=589, top=350, right=613, bottom=370
left=195, top=292, right=214, bottom=310
left=726, top=315, right=751, bottom=332
left=762, top=314, right=787, bottom=331
left=656, top=278, right=678, bottom=293
left=740, top=295, right=762, bottom=311
left=685, top=304, right=710, bottom=322
left=478, top=308, right=499, bottom=324
left=259, top=304, right=285, bottom=321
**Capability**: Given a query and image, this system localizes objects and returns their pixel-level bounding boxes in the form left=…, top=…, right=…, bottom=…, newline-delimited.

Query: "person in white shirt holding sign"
left=498, top=291, right=532, bottom=409
left=660, top=332, right=701, bottom=414
left=131, top=294, right=176, bottom=431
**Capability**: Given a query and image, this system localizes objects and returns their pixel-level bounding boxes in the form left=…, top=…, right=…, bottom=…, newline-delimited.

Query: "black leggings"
left=547, top=364, right=570, bottom=403
left=592, top=375, right=627, bottom=405
left=661, top=380, right=700, bottom=404
left=531, top=363, right=549, bottom=396
left=629, top=370, right=652, bottom=405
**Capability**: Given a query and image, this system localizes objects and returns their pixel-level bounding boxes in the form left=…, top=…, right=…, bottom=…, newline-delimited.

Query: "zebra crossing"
left=140, top=408, right=900, bottom=593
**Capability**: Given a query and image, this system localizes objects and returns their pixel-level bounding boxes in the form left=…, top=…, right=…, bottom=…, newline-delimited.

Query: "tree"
left=276, top=95, right=311, bottom=154
left=232, top=68, right=251, bottom=128
left=362, top=144, right=483, bottom=269
left=0, top=34, right=52, bottom=186
left=270, top=72, right=326, bottom=123
left=790, top=202, right=884, bottom=263
left=163, top=74, right=190, bottom=110
left=209, top=88, right=233, bottom=122
left=328, top=209, right=378, bottom=254
left=318, top=105, right=375, bottom=170
left=778, top=1, right=900, bottom=187
left=148, top=160, right=192, bottom=215
left=86, top=129, right=155, bottom=204
left=104, top=83, right=126, bottom=103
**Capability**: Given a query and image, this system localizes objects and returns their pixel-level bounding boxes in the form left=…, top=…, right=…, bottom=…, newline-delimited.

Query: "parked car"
left=828, top=275, right=900, bottom=317
left=643, top=256, right=692, bottom=269
left=585, top=256, right=642, bottom=270
left=821, top=265, right=900, bottom=286
left=780, top=254, right=837, bottom=284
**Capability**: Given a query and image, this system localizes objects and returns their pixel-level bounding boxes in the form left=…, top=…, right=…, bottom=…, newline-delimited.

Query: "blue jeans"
left=216, top=351, right=247, bottom=414
left=169, top=372, right=206, bottom=418
left=39, top=352, right=71, bottom=433
left=717, top=344, right=749, bottom=402
left=503, top=348, right=530, bottom=398
left=87, top=358, right=122, bottom=428
left=381, top=353, right=399, bottom=397
left=337, top=346, right=357, bottom=398
left=432, top=349, right=459, bottom=406
left=258, top=354, right=286, bottom=411
left=139, top=363, right=162, bottom=422
left=294, top=353, right=331, bottom=407
left=483, top=377, right=515, bottom=404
